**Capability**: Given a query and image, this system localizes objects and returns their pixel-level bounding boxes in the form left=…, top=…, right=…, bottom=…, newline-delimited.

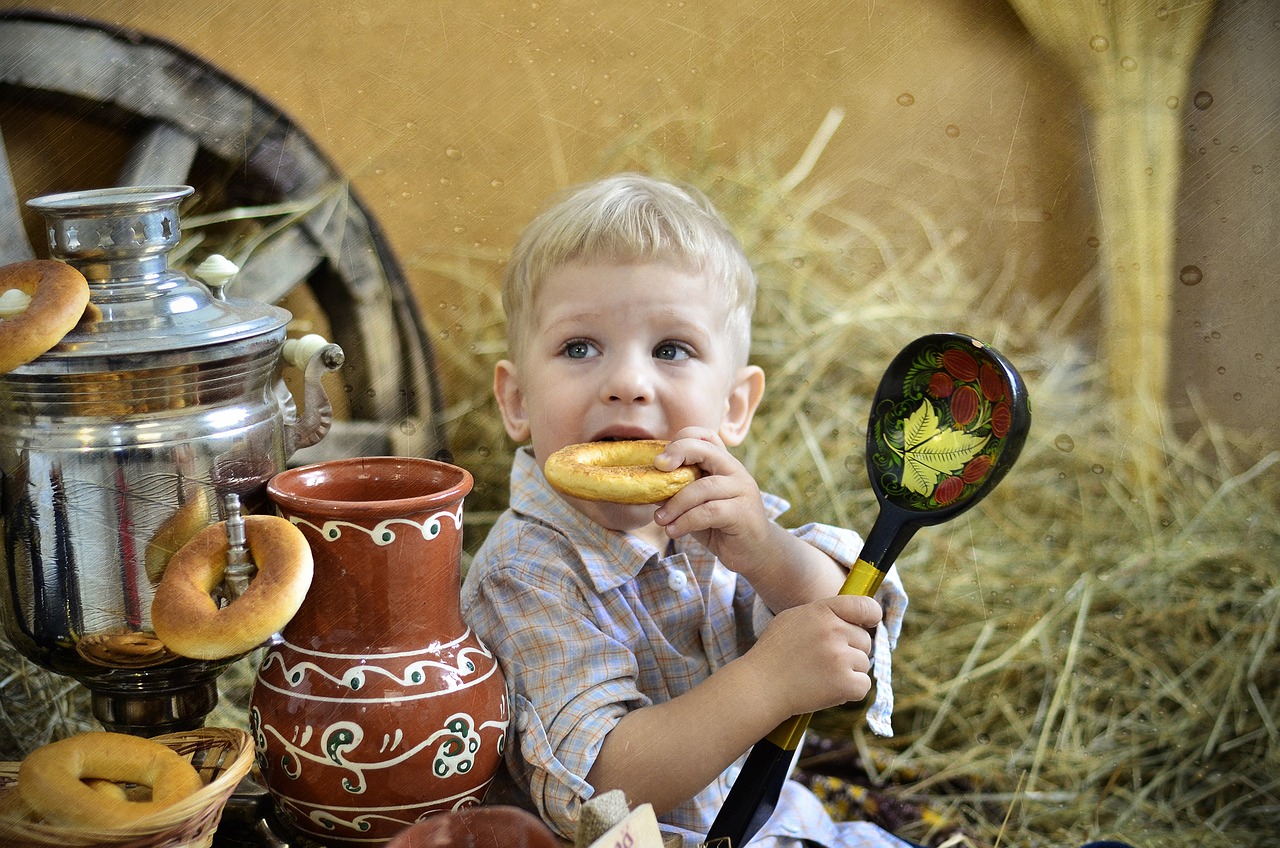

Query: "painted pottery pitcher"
left=250, top=457, right=508, bottom=846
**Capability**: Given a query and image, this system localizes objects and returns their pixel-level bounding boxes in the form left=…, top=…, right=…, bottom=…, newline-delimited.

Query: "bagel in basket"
left=16, top=731, right=203, bottom=828
left=543, top=439, right=697, bottom=504
left=151, top=514, right=313, bottom=660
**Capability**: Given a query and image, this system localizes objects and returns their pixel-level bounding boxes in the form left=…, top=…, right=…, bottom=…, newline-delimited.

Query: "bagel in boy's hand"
left=0, top=259, right=91, bottom=373
left=151, top=514, right=313, bottom=660
left=543, top=439, right=697, bottom=504
left=16, top=731, right=203, bottom=828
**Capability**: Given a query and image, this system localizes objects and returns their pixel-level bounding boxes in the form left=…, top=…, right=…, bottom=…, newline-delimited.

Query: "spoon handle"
left=704, top=553, right=892, bottom=847
left=840, top=556, right=889, bottom=596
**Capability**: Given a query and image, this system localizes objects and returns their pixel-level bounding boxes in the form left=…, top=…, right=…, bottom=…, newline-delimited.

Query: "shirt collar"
left=508, top=447, right=663, bottom=592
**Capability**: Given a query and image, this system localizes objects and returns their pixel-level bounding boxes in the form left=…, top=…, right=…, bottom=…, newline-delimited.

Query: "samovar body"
left=0, top=186, right=340, bottom=734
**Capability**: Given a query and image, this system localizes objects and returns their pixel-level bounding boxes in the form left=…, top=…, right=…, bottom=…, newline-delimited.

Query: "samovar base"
left=90, top=677, right=219, bottom=736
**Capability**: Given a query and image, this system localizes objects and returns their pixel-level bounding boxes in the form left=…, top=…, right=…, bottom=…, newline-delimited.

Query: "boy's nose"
left=601, top=355, right=654, bottom=404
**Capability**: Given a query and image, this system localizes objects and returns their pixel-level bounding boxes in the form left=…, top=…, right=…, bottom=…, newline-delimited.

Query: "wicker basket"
left=0, top=726, right=254, bottom=848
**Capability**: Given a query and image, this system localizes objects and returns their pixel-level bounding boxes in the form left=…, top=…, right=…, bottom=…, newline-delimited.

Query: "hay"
left=419, top=111, right=1278, bottom=847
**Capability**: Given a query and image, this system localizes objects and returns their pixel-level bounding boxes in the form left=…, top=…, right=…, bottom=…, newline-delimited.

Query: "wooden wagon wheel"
left=0, top=8, right=449, bottom=463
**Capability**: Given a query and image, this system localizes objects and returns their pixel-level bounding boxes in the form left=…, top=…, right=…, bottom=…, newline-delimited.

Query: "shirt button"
left=667, top=569, right=688, bottom=591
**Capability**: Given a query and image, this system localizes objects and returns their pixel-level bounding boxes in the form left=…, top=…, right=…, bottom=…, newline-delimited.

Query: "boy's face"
left=495, top=261, right=764, bottom=530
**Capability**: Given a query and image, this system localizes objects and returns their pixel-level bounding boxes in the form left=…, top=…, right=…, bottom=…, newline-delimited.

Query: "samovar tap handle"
left=217, top=493, right=256, bottom=606
left=281, top=333, right=345, bottom=455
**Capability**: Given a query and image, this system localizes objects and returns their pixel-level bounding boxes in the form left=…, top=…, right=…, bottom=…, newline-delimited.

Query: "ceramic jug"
left=250, top=456, right=507, bottom=845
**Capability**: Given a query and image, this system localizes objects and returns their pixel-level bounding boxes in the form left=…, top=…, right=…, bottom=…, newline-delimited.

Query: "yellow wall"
left=4, top=0, right=1276, bottom=440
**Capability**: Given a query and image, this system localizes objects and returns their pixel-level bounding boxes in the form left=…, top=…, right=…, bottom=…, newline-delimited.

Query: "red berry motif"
left=961, top=453, right=993, bottom=483
left=928, top=372, right=954, bottom=398
left=950, top=385, right=979, bottom=426
left=992, top=402, right=1012, bottom=438
left=935, top=475, right=965, bottom=504
left=942, top=349, right=980, bottom=381
left=979, top=363, right=1006, bottom=402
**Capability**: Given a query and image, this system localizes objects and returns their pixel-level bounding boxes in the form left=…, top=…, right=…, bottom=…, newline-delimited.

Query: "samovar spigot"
left=219, top=493, right=256, bottom=605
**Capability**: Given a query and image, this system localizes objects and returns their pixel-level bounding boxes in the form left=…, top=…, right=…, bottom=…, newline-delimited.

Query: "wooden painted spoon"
left=705, top=332, right=1031, bottom=847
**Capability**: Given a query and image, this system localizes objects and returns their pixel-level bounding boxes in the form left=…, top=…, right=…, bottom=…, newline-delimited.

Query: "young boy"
left=461, top=173, right=910, bottom=847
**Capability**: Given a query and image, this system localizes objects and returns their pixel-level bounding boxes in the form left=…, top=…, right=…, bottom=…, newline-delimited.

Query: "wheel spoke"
left=117, top=122, right=199, bottom=186
left=0, top=125, right=34, bottom=263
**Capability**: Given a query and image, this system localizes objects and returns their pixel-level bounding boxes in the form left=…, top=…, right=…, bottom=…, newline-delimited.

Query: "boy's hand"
left=651, top=427, right=773, bottom=568
left=746, top=595, right=882, bottom=715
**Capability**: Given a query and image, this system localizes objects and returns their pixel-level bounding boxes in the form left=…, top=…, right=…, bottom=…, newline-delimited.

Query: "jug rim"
left=268, top=455, right=473, bottom=517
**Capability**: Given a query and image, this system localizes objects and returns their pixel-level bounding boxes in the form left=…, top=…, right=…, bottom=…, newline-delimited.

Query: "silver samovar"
left=0, top=185, right=343, bottom=735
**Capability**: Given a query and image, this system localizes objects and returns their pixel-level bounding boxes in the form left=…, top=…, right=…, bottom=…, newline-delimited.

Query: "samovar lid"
left=22, top=185, right=289, bottom=370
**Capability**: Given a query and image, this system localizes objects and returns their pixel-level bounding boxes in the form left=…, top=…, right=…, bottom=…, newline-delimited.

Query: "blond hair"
left=501, top=173, right=756, bottom=364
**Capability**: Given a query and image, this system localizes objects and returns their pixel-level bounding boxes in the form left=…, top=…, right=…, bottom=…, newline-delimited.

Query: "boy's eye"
left=563, top=340, right=597, bottom=359
left=653, top=342, right=691, bottom=361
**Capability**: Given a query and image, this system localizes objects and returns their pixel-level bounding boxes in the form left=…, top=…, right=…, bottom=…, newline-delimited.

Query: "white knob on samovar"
left=194, top=253, right=240, bottom=300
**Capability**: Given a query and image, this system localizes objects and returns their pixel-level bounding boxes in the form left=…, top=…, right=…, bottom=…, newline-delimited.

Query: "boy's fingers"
left=656, top=429, right=726, bottom=471
left=827, top=594, right=884, bottom=628
left=654, top=486, right=731, bottom=533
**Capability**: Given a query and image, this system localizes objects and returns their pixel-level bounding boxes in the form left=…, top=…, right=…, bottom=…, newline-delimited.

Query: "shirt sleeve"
left=787, top=520, right=864, bottom=571
left=463, top=525, right=647, bottom=838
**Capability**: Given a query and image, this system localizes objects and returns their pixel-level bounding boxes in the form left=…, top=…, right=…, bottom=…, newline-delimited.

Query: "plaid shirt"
left=461, top=447, right=911, bottom=848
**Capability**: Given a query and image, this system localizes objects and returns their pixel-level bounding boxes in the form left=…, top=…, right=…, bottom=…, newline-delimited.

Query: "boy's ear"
left=719, top=365, right=765, bottom=447
left=493, top=360, right=531, bottom=443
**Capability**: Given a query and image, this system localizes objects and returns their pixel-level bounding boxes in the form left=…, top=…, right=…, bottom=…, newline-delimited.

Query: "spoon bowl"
left=854, top=332, right=1031, bottom=578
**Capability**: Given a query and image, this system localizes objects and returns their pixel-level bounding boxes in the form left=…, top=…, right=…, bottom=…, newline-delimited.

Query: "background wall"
left=2, top=0, right=1276, bottom=443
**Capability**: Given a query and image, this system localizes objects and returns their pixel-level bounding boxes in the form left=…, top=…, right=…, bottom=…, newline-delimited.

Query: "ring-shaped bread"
left=543, top=439, right=697, bottom=504
left=151, top=514, right=313, bottom=660
left=17, top=731, right=203, bottom=828
left=0, top=259, right=91, bottom=373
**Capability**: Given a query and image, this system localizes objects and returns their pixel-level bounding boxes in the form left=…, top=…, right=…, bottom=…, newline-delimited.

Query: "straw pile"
left=422, top=113, right=1278, bottom=847
left=3, top=109, right=1276, bottom=848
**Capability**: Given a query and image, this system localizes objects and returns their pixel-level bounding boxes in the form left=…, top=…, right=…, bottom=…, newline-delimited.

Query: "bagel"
left=0, top=259, right=91, bottom=373
left=16, top=731, right=203, bottom=828
left=145, top=493, right=211, bottom=584
left=76, top=629, right=174, bottom=669
left=543, top=439, right=697, bottom=504
left=151, top=514, right=313, bottom=660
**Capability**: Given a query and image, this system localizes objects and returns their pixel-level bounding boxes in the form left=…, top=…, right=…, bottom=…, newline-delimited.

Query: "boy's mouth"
left=589, top=428, right=657, bottom=442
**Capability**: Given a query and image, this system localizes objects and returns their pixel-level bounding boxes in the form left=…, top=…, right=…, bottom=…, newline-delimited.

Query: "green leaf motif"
left=892, top=400, right=990, bottom=496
